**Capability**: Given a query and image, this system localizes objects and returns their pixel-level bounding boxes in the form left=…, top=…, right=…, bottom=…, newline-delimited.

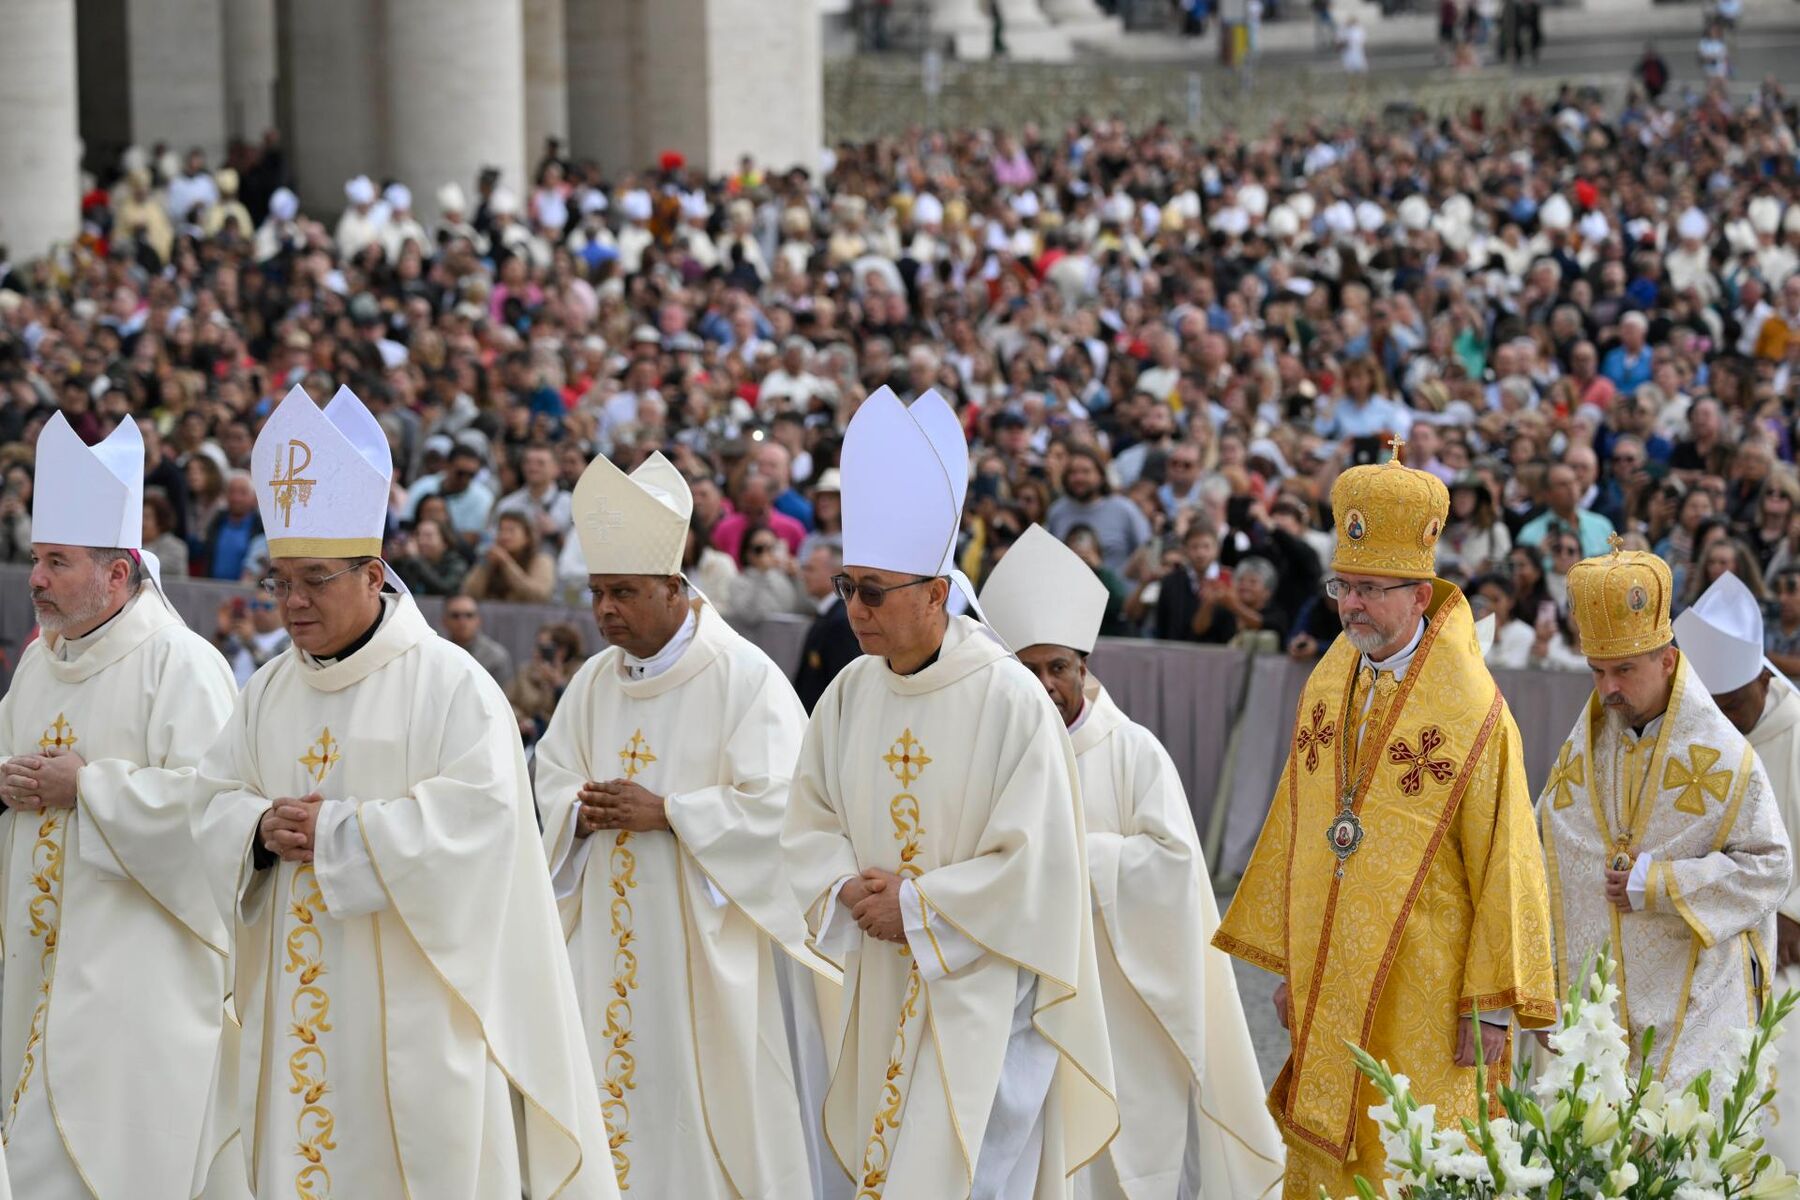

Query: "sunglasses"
left=832, top=573, right=936, bottom=608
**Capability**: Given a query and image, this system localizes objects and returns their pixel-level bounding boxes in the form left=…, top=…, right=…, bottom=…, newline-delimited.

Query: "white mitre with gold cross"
left=252, top=384, right=393, bottom=560
left=571, top=449, right=692, bottom=576
left=978, top=523, right=1108, bottom=654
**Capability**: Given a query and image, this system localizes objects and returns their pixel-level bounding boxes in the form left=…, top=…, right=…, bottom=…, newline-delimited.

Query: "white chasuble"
left=194, top=594, right=618, bottom=1200
left=1541, top=653, right=1793, bottom=1086
left=1067, top=680, right=1284, bottom=1200
left=782, top=615, right=1118, bottom=1200
left=0, top=588, right=237, bottom=1200
left=536, top=600, right=840, bottom=1200
left=1745, top=675, right=1800, bottom=1164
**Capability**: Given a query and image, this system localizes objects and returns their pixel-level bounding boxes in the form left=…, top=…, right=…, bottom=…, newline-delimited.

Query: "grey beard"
left=33, top=572, right=112, bottom=636
left=1343, top=623, right=1389, bottom=654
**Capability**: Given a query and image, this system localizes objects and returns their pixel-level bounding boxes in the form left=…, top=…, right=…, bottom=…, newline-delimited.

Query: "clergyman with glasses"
left=782, top=387, right=1118, bottom=1197
left=1213, top=437, right=1557, bottom=1200
left=193, top=386, right=618, bottom=1199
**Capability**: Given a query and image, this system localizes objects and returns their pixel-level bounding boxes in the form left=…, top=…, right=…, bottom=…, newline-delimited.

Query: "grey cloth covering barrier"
left=0, top=565, right=1593, bottom=873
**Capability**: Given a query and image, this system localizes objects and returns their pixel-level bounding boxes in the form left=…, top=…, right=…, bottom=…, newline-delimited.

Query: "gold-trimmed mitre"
left=1568, top=540, right=1674, bottom=660
left=1328, top=446, right=1449, bottom=580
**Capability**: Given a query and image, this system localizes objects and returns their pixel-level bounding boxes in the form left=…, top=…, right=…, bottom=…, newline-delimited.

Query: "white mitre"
left=252, top=384, right=393, bottom=560
left=978, top=524, right=1108, bottom=654
left=841, top=385, right=984, bottom=617
left=1675, top=571, right=1781, bottom=694
left=33, top=411, right=144, bottom=550
left=571, top=450, right=691, bottom=576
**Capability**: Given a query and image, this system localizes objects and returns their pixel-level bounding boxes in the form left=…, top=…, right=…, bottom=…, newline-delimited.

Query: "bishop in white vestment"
left=1543, top=546, right=1792, bottom=1086
left=536, top=451, right=841, bottom=1199
left=1675, top=573, right=1800, bottom=1159
left=980, top=526, right=1284, bottom=1200
left=195, top=386, right=618, bottom=1199
left=782, top=388, right=1117, bottom=1200
left=0, top=413, right=237, bottom=1200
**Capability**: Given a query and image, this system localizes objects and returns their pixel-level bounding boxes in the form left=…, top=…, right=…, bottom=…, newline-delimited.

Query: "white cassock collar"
left=622, top=606, right=697, bottom=681
left=1359, top=617, right=1428, bottom=680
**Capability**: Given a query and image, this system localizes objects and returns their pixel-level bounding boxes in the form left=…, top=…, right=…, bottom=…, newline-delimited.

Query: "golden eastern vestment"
left=1214, top=585, right=1557, bottom=1200
left=1540, top=653, right=1792, bottom=1086
left=0, top=590, right=237, bottom=1200
left=536, top=601, right=840, bottom=1200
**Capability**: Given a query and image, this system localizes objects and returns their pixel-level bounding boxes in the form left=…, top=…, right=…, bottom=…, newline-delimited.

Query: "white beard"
left=33, top=567, right=112, bottom=636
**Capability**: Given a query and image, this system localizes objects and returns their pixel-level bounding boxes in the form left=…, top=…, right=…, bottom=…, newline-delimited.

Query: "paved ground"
left=1080, top=0, right=1800, bottom=100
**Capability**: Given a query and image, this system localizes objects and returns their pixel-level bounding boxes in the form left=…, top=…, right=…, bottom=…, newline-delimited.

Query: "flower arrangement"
left=1332, top=953, right=1800, bottom=1200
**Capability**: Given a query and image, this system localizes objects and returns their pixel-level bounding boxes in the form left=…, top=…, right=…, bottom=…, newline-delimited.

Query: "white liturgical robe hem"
left=195, top=593, right=618, bottom=1200
left=782, top=615, right=1118, bottom=1200
left=535, top=599, right=829, bottom=1200
left=1748, top=677, right=1800, bottom=1165
left=1070, top=680, right=1285, bottom=1200
left=0, top=586, right=239, bottom=1200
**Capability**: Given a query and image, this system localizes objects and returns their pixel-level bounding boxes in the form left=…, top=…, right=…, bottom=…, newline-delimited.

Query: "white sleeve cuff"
left=549, top=804, right=596, bottom=901
left=815, top=874, right=860, bottom=961
left=312, top=800, right=388, bottom=918
left=1626, top=852, right=1652, bottom=912
left=1477, top=1007, right=1514, bottom=1028
left=901, top=880, right=984, bottom=981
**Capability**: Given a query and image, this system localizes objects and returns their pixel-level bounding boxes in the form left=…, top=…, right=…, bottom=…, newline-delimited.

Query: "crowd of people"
left=3, top=68, right=1800, bottom=719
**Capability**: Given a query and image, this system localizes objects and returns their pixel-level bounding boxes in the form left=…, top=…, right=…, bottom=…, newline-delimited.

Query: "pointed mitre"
left=841, top=386, right=966, bottom=577
left=32, top=412, right=144, bottom=549
left=978, top=524, right=1108, bottom=654
left=572, top=450, right=692, bottom=575
left=252, top=384, right=392, bottom=559
left=1675, top=571, right=1778, bottom=694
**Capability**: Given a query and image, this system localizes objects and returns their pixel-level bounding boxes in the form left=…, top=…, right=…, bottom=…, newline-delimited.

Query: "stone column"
left=523, top=0, right=569, bottom=164
left=566, top=0, right=642, bottom=172
left=127, top=0, right=229, bottom=160
left=278, top=0, right=386, bottom=215
left=385, top=0, right=527, bottom=222
left=1041, top=0, right=1101, bottom=20
left=0, top=0, right=81, bottom=260
left=991, top=0, right=1075, bottom=58
left=224, top=0, right=279, bottom=141
left=698, top=0, right=822, bottom=173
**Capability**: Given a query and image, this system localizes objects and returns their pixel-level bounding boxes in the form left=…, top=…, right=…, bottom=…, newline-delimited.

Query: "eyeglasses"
left=446, top=609, right=477, bottom=620
left=258, top=563, right=364, bottom=602
left=1324, top=577, right=1419, bottom=603
left=747, top=542, right=776, bottom=556
left=832, top=573, right=936, bottom=608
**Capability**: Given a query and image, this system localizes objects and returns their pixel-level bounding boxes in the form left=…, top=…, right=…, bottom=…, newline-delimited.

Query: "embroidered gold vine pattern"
left=603, top=729, right=656, bottom=1191
left=856, top=728, right=932, bottom=1199
left=288, top=727, right=340, bottom=1199
left=3, top=713, right=76, bottom=1138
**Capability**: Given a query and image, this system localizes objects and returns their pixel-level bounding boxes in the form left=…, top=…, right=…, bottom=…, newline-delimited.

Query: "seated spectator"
left=1468, top=573, right=1536, bottom=670
left=440, top=595, right=515, bottom=685
left=712, top=472, right=805, bottom=564
left=1767, top=566, right=1800, bottom=676
left=1064, top=524, right=1133, bottom=637
left=1217, top=556, right=1290, bottom=651
left=463, top=510, right=556, bottom=604
left=407, top=443, right=495, bottom=549
left=1439, top=473, right=1512, bottom=578
left=1154, top=518, right=1227, bottom=642
left=393, top=517, right=470, bottom=596
left=490, top=443, right=573, bottom=552
left=0, top=463, right=32, bottom=564
left=212, top=592, right=289, bottom=687
left=142, top=489, right=188, bottom=578
left=201, top=470, right=264, bottom=581
left=684, top=518, right=741, bottom=615
left=727, top=531, right=810, bottom=623
left=506, top=620, right=584, bottom=746
left=1516, top=463, right=1616, bottom=557
left=1046, top=446, right=1150, bottom=575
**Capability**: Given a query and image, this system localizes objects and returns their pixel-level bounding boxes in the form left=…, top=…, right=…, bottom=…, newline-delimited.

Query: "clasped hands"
left=0, top=749, right=85, bottom=812
left=573, top=779, right=669, bottom=837
left=261, top=793, right=323, bottom=863
left=838, top=867, right=906, bottom=945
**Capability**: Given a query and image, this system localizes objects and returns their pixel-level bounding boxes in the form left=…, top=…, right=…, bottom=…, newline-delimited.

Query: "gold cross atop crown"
left=1387, top=433, right=1406, bottom=464
left=1608, top=532, right=1625, bottom=554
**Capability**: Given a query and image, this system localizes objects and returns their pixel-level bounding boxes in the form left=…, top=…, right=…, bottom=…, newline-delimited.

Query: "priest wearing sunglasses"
left=782, top=387, right=1117, bottom=1200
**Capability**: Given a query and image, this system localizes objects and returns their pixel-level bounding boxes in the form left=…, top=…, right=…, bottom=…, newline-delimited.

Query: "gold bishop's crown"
left=1329, top=436, right=1450, bottom=581
left=1568, top=533, right=1674, bottom=661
